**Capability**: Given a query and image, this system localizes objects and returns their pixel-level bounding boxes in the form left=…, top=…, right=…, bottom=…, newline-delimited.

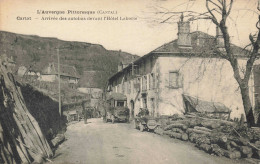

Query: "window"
left=117, top=101, right=124, bottom=107
left=150, top=98, right=155, bottom=116
left=169, top=72, right=182, bottom=88
left=142, top=98, right=147, bottom=108
left=134, top=78, right=141, bottom=92
left=128, top=81, right=131, bottom=94
left=135, top=65, right=140, bottom=75
left=142, top=75, right=147, bottom=91
left=149, top=73, right=154, bottom=89
left=153, top=73, right=156, bottom=88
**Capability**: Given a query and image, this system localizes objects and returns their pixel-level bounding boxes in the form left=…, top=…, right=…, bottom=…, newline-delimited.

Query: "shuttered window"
left=169, top=72, right=183, bottom=88
left=149, top=73, right=155, bottom=89
left=142, top=75, right=147, bottom=91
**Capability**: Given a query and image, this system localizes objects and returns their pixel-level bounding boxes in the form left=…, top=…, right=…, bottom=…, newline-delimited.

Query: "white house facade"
left=107, top=19, right=259, bottom=120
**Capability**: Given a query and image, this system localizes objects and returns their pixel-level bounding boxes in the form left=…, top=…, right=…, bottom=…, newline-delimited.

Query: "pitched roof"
left=78, top=70, right=103, bottom=88
left=152, top=31, right=248, bottom=57
left=108, top=31, right=249, bottom=82
left=42, top=62, right=80, bottom=78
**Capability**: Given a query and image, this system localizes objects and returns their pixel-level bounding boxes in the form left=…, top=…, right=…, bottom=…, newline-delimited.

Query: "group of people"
left=82, top=107, right=101, bottom=124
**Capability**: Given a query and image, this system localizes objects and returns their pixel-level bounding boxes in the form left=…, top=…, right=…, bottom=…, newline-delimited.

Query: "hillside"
left=0, top=31, right=139, bottom=89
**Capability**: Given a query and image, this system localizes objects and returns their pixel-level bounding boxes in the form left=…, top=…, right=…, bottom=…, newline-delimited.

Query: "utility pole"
left=132, top=55, right=134, bottom=76
left=56, top=45, right=71, bottom=117
left=57, top=48, right=61, bottom=116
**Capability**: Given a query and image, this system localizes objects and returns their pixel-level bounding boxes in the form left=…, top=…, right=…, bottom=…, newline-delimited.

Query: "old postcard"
left=0, top=0, right=260, bottom=163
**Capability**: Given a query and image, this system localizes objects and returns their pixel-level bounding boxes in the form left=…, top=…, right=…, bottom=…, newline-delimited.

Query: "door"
left=151, top=98, right=155, bottom=117
left=130, top=100, right=135, bottom=119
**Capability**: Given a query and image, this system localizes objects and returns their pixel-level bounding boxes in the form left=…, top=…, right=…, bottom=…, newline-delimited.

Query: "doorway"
left=151, top=98, right=155, bottom=117
left=130, top=100, right=135, bottom=119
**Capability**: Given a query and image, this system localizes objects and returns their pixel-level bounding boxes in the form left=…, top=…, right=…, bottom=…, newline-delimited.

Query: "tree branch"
left=188, top=16, right=213, bottom=22
left=241, top=43, right=253, bottom=54
left=187, top=10, right=213, bottom=21
left=206, top=0, right=219, bottom=25
left=244, top=29, right=260, bottom=82
left=217, top=0, right=223, bottom=5
left=227, top=0, right=233, bottom=16
left=160, top=14, right=179, bottom=23
left=208, top=0, right=223, bottom=11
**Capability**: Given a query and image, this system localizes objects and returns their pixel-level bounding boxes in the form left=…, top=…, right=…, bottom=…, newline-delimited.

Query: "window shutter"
left=178, top=73, right=183, bottom=88
left=140, top=77, right=143, bottom=91
left=155, top=73, right=159, bottom=88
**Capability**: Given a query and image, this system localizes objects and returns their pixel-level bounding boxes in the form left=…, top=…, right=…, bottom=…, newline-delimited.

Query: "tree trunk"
left=240, top=84, right=255, bottom=127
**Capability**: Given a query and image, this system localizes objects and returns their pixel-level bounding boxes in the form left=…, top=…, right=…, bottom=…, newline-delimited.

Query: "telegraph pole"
left=132, top=55, right=134, bottom=76
left=57, top=48, right=61, bottom=116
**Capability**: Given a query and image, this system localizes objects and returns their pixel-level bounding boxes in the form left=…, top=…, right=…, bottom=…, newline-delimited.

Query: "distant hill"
left=0, top=31, right=139, bottom=89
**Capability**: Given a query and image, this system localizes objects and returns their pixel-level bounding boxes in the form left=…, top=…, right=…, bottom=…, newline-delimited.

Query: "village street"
left=51, top=118, right=248, bottom=164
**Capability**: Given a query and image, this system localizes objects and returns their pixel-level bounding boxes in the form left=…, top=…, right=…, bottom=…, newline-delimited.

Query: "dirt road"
left=51, top=118, right=247, bottom=164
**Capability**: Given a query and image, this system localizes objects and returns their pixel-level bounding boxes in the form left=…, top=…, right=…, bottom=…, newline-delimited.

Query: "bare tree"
left=154, top=0, right=260, bottom=126
left=207, top=0, right=260, bottom=126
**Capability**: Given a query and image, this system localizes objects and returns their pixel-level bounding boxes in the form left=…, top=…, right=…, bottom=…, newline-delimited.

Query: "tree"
left=154, top=0, right=260, bottom=126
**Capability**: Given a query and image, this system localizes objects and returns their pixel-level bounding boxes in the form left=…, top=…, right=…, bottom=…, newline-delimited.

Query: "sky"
left=0, top=0, right=259, bottom=56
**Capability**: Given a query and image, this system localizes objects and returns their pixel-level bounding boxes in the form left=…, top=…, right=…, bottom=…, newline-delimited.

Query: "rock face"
left=0, top=31, right=139, bottom=89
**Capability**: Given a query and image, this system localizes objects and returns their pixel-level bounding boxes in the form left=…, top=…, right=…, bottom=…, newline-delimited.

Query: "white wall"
left=17, top=66, right=27, bottom=76
left=158, top=56, right=256, bottom=119
left=38, top=75, right=56, bottom=82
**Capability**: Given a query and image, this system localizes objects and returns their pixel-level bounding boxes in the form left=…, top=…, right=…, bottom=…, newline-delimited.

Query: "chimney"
left=177, top=14, right=192, bottom=49
left=216, top=26, right=225, bottom=48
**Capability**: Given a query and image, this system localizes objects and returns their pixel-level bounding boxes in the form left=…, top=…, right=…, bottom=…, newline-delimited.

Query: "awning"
left=183, top=94, right=231, bottom=113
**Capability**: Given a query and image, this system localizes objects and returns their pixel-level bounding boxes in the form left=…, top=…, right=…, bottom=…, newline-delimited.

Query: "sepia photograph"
left=0, top=0, right=260, bottom=163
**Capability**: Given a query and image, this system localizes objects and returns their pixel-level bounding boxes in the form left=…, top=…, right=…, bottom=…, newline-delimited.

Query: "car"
left=104, top=92, right=130, bottom=123
left=134, top=116, right=159, bottom=132
left=134, top=108, right=159, bottom=132
left=82, top=106, right=94, bottom=124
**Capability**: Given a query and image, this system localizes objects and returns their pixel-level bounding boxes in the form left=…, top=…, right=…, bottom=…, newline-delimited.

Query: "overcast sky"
left=0, top=0, right=258, bottom=56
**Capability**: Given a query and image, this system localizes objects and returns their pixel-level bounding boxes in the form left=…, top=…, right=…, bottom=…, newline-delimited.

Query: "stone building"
left=39, top=62, right=80, bottom=84
left=107, top=18, right=260, bottom=120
